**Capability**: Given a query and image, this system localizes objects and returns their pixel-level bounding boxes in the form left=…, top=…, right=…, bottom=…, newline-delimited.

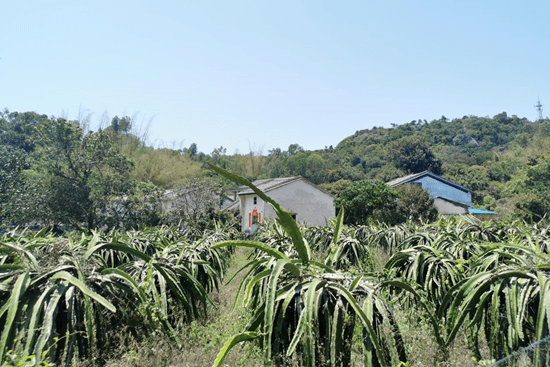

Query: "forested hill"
left=2, top=109, right=550, bottom=229
left=216, top=112, right=550, bottom=221
left=279, top=113, right=550, bottom=221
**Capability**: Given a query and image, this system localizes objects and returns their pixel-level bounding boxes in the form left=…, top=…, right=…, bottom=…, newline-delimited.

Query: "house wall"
left=411, top=176, right=471, bottom=207
left=239, top=180, right=335, bottom=230
left=240, top=194, right=267, bottom=230
left=433, top=198, right=469, bottom=215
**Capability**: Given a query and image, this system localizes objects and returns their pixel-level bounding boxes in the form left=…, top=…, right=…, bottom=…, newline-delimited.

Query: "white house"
left=386, top=171, right=472, bottom=215
left=225, top=176, right=335, bottom=231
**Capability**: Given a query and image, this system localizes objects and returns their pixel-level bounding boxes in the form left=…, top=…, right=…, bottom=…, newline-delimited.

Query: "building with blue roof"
left=387, top=171, right=472, bottom=215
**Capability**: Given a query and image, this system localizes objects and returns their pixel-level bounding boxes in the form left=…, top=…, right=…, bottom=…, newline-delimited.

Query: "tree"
left=304, top=153, right=327, bottom=184
left=36, top=119, right=136, bottom=230
left=210, top=146, right=227, bottom=168
left=334, top=179, right=400, bottom=225
left=0, top=110, right=49, bottom=153
left=395, top=184, right=438, bottom=223
left=187, top=142, right=198, bottom=158
left=284, top=151, right=308, bottom=177
left=388, top=135, right=442, bottom=174
left=103, top=180, right=163, bottom=229
left=318, top=178, right=352, bottom=196
left=513, top=162, right=550, bottom=222
left=0, top=146, right=29, bottom=226
left=163, top=177, right=222, bottom=227
left=110, top=115, right=132, bottom=134
left=443, top=163, right=488, bottom=205
left=287, top=143, right=303, bottom=155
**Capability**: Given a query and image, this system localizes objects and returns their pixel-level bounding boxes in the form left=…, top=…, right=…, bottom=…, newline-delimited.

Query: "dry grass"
left=392, top=306, right=492, bottom=367
left=101, top=247, right=262, bottom=367
left=93, top=245, right=491, bottom=367
left=371, top=246, right=391, bottom=273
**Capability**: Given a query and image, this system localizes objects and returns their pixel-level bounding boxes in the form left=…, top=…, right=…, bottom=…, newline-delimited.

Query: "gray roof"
left=224, top=200, right=240, bottom=211
left=386, top=171, right=470, bottom=193
left=237, top=176, right=302, bottom=195
left=223, top=176, right=333, bottom=212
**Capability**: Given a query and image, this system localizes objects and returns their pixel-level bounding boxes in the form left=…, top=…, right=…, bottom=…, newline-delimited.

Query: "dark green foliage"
left=0, top=146, right=28, bottom=226
left=36, top=120, right=135, bottom=230
left=443, top=164, right=489, bottom=205
left=0, top=110, right=49, bottom=153
left=486, top=158, right=519, bottom=182
left=0, top=113, right=164, bottom=231
left=388, top=135, right=442, bottom=174
left=334, top=179, right=400, bottom=225
left=304, top=153, right=327, bottom=183
left=110, top=115, right=132, bottom=134
left=395, top=184, right=438, bottom=223
left=513, top=161, right=550, bottom=222
left=318, top=178, right=352, bottom=196
left=525, top=161, right=550, bottom=195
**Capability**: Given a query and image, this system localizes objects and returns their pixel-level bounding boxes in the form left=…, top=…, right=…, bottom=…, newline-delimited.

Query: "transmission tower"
left=535, top=97, right=543, bottom=121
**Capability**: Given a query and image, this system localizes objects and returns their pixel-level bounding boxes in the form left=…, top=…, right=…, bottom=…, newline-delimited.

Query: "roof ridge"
left=387, top=171, right=470, bottom=193
left=238, top=176, right=313, bottom=195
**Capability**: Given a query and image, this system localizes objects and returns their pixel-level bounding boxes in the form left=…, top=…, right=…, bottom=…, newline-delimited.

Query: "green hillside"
left=2, top=109, right=550, bottom=230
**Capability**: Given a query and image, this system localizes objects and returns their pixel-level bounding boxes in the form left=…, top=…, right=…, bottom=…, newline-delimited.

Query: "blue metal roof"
left=387, top=171, right=472, bottom=207
left=469, top=208, right=497, bottom=215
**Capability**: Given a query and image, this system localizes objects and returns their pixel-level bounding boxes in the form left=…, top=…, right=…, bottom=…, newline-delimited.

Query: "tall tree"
left=334, top=179, right=400, bottom=225
left=513, top=161, right=550, bottom=222
left=388, top=135, right=442, bottom=174
left=0, top=146, right=29, bottom=226
left=110, top=115, right=132, bottom=134
left=395, top=184, right=438, bottom=223
left=0, top=110, right=48, bottom=152
left=304, top=153, right=327, bottom=183
left=36, top=119, right=135, bottom=230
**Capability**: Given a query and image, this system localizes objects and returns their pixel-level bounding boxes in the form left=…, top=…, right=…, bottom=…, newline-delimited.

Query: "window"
left=253, top=197, right=257, bottom=205
left=291, top=213, right=297, bottom=221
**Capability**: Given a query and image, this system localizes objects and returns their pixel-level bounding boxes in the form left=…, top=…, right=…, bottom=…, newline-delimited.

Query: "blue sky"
left=2, top=1, right=549, bottom=154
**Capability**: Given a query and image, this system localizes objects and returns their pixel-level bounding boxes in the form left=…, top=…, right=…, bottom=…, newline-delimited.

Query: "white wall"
left=434, top=198, right=468, bottom=215
left=240, top=179, right=334, bottom=230
left=240, top=194, right=266, bottom=230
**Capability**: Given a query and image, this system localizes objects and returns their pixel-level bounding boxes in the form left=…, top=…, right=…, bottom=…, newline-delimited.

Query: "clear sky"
left=2, top=1, right=549, bottom=154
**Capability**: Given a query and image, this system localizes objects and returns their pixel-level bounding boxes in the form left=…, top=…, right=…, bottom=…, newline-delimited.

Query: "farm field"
left=1, top=165, right=549, bottom=367
left=3, top=5, right=550, bottom=366
left=2, top=207, right=550, bottom=366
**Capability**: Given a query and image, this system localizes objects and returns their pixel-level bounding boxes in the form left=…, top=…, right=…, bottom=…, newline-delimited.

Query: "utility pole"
left=535, top=97, right=543, bottom=121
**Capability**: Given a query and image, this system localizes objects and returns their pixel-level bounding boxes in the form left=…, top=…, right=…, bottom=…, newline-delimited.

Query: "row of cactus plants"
left=0, top=225, right=236, bottom=366
left=4, top=164, right=549, bottom=366
left=209, top=164, right=550, bottom=367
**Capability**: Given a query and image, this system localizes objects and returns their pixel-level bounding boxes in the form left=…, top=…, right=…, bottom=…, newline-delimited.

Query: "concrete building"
left=226, top=177, right=335, bottom=232
left=387, top=171, right=472, bottom=215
